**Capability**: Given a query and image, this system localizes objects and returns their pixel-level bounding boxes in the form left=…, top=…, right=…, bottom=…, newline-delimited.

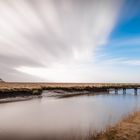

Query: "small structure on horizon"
left=0, top=78, right=4, bottom=82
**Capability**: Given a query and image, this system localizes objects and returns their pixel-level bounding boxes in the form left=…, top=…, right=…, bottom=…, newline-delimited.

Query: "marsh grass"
left=94, top=112, right=140, bottom=140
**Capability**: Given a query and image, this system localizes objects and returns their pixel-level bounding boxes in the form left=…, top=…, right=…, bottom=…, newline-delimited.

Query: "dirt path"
left=95, top=112, right=140, bottom=140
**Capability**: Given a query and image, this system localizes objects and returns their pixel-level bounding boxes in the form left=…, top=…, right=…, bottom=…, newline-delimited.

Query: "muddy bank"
left=95, top=112, right=140, bottom=140
left=0, top=89, right=42, bottom=99
left=43, top=89, right=108, bottom=98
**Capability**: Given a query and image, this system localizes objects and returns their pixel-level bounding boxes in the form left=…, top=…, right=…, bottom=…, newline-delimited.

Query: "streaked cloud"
left=2, top=0, right=139, bottom=82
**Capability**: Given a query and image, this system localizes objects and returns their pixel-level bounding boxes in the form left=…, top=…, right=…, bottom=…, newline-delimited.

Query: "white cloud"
left=0, top=0, right=124, bottom=82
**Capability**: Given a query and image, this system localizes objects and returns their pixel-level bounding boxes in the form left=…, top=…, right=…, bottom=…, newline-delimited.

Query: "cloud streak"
left=0, top=0, right=124, bottom=82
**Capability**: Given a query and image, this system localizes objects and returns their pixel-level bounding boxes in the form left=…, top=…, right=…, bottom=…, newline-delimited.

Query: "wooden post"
left=115, top=88, right=118, bottom=94
left=134, top=88, right=137, bottom=95
left=107, top=88, right=110, bottom=94
left=123, top=88, right=126, bottom=94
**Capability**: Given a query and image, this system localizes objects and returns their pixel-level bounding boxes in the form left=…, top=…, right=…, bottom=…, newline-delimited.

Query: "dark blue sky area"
left=110, top=0, right=140, bottom=40
left=111, top=16, right=140, bottom=39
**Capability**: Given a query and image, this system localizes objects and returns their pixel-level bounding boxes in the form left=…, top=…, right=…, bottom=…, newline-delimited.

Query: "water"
left=0, top=89, right=140, bottom=139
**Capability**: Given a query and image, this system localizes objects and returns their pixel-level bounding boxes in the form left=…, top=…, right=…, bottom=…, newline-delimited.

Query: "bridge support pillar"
left=107, top=89, right=110, bottom=94
left=123, top=88, right=126, bottom=94
left=134, top=88, right=137, bottom=95
left=115, top=88, right=118, bottom=94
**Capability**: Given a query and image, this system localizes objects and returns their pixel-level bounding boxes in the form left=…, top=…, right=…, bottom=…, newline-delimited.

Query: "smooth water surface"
left=0, top=90, right=140, bottom=138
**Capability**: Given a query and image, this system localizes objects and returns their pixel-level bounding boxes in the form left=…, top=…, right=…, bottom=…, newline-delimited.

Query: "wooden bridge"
left=99, top=83, right=139, bottom=95
left=108, top=87, right=139, bottom=95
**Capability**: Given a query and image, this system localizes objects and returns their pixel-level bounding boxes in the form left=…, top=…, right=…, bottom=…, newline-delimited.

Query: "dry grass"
left=95, top=112, right=140, bottom=140
left=1, top=82, right=140, bottom=90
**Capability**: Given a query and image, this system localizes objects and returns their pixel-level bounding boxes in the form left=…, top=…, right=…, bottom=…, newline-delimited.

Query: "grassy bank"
left=0, top=82, right=140, bottom=95
left=0, top=83, right=43, bottom=99
left=95, top=112, right=140, bottom=140
left=0, top=82, right=109, bottom=99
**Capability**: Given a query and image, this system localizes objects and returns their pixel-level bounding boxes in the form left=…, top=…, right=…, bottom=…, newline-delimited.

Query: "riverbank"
left=0, top=82, right=108, bottom=99
left=95, top=112, right=140, bottom=140
left=0, top=82, right=140, bottom=99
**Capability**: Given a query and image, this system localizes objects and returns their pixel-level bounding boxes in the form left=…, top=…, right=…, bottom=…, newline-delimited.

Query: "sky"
left=0, top=0, right=140, bottom=83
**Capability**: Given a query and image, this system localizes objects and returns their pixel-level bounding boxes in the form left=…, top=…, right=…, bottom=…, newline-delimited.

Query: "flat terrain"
left=96, top=112, right=140, bottom=140
left=1, top=82, right=140, bottom=90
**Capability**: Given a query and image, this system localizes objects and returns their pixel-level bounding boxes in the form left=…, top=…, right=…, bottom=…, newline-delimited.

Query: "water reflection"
left=0, top=90, right=139, bottom=139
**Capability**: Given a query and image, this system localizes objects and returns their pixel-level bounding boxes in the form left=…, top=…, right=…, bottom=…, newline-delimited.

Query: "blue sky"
left=87, top=0, right=140, bottom=82
left=98, top=13, right=140, bottom=61
left=0, top=0, right=140, bottom=82
left=94, top=0, right=140, bottom=81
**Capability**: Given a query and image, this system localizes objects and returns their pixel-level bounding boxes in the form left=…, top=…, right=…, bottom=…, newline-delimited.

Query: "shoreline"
left=0, top=82, right=139, bottom=103
left=0, top=82, right=109, bottom=99
left=0, top=82, right=140, bottom=99
left=0, top=90, right=108, bottom=103
left=0, top=95, right=42, bottom=104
